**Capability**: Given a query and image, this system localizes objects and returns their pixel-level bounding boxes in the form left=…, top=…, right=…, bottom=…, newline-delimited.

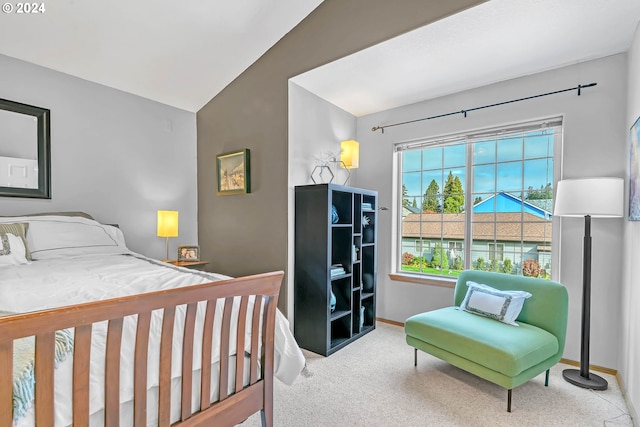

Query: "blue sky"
left=402, top=131, right=554, bottom=201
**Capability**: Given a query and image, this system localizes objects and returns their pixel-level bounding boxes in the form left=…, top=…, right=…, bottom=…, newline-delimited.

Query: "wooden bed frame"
left=0, top=270, right=284, bottom=427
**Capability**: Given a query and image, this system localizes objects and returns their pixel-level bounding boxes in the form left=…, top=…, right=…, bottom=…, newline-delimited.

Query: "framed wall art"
left=630, top=116, right=640, bottom=220
left=178, top=245, right=200, bottom=261
left=216, top=149, right=251, bottom=195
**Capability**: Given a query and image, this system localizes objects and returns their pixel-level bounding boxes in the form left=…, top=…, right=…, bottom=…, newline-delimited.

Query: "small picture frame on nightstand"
left=178, top=245, right=200, bottom=261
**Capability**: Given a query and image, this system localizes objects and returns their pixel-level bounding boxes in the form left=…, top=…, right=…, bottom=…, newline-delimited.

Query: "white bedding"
left=0, top=215, right=305, bottom=426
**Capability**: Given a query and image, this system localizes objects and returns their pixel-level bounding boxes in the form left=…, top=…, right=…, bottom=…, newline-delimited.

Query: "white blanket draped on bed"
left=0, top=215, right=305, bottom=426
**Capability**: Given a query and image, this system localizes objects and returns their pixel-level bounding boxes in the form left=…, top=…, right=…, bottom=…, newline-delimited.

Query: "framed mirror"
left=0, top=98, right=51, bottom=199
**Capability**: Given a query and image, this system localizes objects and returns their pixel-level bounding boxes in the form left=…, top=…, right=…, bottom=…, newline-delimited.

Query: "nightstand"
left=164, top=260, right=208, bottom=271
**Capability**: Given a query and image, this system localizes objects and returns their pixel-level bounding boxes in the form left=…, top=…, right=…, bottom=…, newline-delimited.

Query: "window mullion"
left=464, top=140, right=473, bottom=270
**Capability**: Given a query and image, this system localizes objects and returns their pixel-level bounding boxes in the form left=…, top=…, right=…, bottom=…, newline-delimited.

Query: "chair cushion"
left=405, top=306, right=559, bottom=377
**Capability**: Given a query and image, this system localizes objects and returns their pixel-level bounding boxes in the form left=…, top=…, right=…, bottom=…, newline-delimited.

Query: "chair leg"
left=507, top=389, right=512, bottom=412
left=414, top=348, right=417, bottom=366
left=545, top=369, right=550, bottom=387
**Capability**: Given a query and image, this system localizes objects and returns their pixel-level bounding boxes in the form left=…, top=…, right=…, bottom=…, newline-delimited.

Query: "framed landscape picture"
left=630, top=117, right=640, bottom=220
left=216, top=149, right=251, bottom=196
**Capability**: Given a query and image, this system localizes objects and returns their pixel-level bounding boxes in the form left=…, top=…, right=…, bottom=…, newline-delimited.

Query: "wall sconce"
left=157, top=210, right=178, bottom=260
left=340, top=139, right=359, bottom=169
left=310, top=141, right=359, bottom=186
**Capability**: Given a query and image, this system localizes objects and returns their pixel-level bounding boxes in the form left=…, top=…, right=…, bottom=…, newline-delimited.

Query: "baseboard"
left=376, top=317, right=404, bottom=327
left=615, top=372, right=639, bottom=427
left=559, top=358, right=617, bottom=376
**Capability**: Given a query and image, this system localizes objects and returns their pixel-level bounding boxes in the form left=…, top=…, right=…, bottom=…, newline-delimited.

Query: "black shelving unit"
left=294, top=183, right=378, bottom=356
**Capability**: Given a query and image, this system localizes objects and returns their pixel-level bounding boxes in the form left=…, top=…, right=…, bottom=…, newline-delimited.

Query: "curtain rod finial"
left=577, top=82, right=597, bottom=96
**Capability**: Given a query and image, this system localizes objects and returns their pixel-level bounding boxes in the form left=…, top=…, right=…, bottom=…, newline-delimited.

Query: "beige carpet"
left=242, top=322, right=634, bottom=426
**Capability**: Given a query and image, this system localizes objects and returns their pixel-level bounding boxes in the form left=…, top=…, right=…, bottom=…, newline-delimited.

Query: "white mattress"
left=0, top=252, right=305, bottom=426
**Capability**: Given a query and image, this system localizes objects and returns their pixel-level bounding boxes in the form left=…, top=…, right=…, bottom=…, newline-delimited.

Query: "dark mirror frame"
left=0, top=98, right=51, bottom=199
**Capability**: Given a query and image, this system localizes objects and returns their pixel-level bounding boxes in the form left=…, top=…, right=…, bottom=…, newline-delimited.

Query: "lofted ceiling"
left=293, top=0, right=640, bottom=117
left=1, top=1, right=639, bottom=116
left=0, top=0, right=324, bottom=112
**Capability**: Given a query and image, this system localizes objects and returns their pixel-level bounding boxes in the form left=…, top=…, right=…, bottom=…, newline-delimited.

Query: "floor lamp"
left=554, top=177, right=623, bottom=390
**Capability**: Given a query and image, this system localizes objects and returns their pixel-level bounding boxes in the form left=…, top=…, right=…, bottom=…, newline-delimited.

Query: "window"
left=448, top=241, right=463, bottom=251
left=488, top=243, right=504, bottom=261
left=397, top=118, right=560, bottom=279
left=414, top=239, right=431, bottom=253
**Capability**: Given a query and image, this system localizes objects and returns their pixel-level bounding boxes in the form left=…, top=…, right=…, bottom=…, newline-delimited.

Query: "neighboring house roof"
left=402, top=205, right=422, bottom=216
left=473, top=192, right=552, bottom=219
left=525, top=198, right=554, bottom=213
left=402, top=212, right=552, bottom=243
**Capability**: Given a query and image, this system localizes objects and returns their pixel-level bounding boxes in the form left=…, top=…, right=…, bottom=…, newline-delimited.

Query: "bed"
left=0, top=214, right=305, bottom=426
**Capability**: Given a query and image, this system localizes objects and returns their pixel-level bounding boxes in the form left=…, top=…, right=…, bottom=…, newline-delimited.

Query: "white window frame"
left=393, top=117, right=563, bottom=282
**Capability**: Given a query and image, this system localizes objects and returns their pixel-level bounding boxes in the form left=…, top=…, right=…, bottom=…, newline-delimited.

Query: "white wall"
left=287, top=81, right=357, bottom=318
left=621, top=22, right=640, bottom=423
left=0, top=55, right=198, bottom=259
left=356, top=54, right=627, bottom=370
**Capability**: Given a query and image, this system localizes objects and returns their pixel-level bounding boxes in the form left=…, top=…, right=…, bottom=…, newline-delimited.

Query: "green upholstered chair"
left=405, top=270, right=568, bottom=412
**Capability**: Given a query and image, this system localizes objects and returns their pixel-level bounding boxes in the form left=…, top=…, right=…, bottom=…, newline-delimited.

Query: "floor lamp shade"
left=555, top=178, right=624, bottom=217
left=554, top=177, right=623, bottom=390
left=157, top=210, right=178, bottom=260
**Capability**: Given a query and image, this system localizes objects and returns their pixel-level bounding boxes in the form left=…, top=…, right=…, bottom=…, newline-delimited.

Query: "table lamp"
left=157, top=210, right=178, bottom=260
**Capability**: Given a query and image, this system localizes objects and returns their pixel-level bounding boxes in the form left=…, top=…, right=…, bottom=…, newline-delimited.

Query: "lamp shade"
left=554, top=178, right=624, bottom=218
left=340, top=140, right=359, bottom=169
left=157, top=210, right=179, bottom=237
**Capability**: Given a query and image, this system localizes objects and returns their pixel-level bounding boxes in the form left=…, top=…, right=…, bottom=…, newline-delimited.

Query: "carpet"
left=242, top=322, right=633, bottom=426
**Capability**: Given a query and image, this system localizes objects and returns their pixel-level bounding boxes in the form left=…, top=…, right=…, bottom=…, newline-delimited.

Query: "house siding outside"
left=401, top=193, right=553, bottom=274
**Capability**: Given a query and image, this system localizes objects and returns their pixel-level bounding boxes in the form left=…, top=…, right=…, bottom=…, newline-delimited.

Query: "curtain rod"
left=371, top=82, right=597, bottom=133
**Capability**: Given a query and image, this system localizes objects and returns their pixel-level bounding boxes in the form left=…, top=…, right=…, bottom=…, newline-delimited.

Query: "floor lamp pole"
left=562, top=214, right=608, bottom=390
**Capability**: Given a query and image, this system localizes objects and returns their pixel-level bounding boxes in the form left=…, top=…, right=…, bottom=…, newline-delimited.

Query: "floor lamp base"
left=562, top=368, right=608, bottom=390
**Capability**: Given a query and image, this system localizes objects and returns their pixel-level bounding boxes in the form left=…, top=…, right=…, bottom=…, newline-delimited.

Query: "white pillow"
left=460, top=281, right=531, bottom=326
left=0, top=233, right=29, bottom=266
left=0, top=215, right=130, bottom=260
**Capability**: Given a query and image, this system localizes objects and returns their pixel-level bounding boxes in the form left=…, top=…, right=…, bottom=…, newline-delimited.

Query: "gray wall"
left=355, top=54, right=627, bottom=370
left=287, top=81, right=357, bottom=319
left=0, top=54, right=198, bottom=259
left=621, top=22, right=640, bottom=423
left=196, top=0, right=487, bottom=313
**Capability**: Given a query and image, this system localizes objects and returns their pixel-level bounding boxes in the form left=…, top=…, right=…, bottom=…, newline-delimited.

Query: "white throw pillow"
left=0, top=233, right=29, bottom=266
left=460, top=281, right=531, bottom=326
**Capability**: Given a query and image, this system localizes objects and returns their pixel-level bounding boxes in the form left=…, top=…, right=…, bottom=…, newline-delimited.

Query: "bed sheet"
left=0, top=253, right=305, bottom=426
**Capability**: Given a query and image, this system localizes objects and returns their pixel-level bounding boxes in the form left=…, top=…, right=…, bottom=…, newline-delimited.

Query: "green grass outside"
left=400, top=265, right=551, bottom=280
left=400, top=265, right=462, bottom=277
